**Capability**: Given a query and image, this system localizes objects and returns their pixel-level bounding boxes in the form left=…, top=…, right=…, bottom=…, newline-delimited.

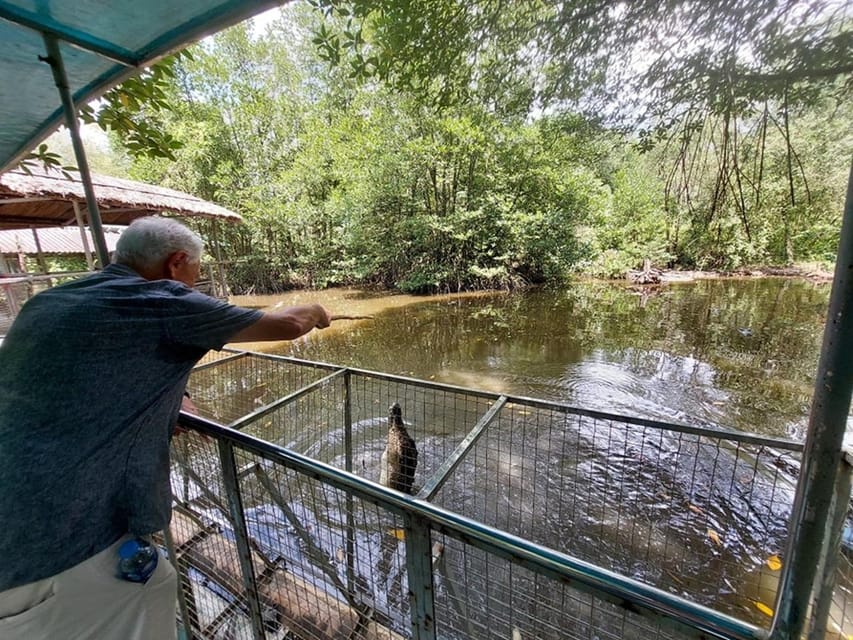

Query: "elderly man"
left=0, top=217, right=331, bottom=639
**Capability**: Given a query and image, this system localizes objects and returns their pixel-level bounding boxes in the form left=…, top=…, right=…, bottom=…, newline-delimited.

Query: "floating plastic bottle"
left=117, top=537, right=159, bottom=583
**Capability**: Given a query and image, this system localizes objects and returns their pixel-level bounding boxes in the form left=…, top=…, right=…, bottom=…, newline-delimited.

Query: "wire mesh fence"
left=830, top=550, right=853, bottom=638
left=0, top=263, right=227, bottom=333
left=165, top=349, right=850, bottom=640
left=428, top=401, right=801, bottom=627
left=431, top=532, right=696, bottom=640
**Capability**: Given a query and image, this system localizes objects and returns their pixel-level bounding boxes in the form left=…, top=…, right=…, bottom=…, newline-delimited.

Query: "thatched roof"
left=0, top=168, right=242, bottom=230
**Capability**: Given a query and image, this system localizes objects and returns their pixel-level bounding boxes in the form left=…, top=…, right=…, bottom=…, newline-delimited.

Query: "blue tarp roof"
left=0, top=0, right=281, bottom=174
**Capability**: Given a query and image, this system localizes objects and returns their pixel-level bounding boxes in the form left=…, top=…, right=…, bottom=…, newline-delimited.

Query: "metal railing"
left=0, top=271, right=91, bottom=331
left=165, top=349, right=851, bottom=640
left=0, top=263, right=228, bottom=332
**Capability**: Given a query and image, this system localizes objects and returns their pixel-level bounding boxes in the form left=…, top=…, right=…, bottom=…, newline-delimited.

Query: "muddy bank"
left=653, top=265, right=835, bottom=284
left=228, top=264, right=835, bottom=306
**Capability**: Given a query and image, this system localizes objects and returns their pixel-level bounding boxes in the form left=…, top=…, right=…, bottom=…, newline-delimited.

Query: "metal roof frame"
left=0, top=1, right=283, bottom=174
left=0, top=0, right=282, bottom=264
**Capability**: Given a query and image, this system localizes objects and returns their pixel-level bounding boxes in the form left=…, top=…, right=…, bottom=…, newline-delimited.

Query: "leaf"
left=688, top=504, right=704, bottom=515
left=752, top=600, right=774, bottom=617
left=387, top=528, right=406, bottom=541
left=766, top=554, right=783, bottom=571
left=707, top=528, right=722, bottom=546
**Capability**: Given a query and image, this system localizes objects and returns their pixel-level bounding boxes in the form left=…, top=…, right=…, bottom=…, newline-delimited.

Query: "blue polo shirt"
left=0, top=264, right=262, bottom=591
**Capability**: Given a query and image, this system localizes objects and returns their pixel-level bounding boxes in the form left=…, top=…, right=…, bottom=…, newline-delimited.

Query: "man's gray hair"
left=113, top=217, right=204, bottom=271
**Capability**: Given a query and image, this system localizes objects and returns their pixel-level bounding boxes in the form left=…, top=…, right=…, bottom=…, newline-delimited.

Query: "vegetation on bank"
left=47, top=3, right=852, bottom=294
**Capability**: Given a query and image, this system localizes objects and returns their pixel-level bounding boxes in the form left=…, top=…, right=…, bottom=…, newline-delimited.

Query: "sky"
left=41, top=6, right=287, bottom=174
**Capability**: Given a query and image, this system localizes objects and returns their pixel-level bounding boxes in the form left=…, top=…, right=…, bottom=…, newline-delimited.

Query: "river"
left=232, top=276, right=833, bottom=441
left=210, top=276, right=849, bottom=636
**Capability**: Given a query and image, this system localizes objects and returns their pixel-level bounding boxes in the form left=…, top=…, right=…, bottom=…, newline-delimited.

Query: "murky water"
left=233, top=277, right=833, bottom=440
left=197, top=277, right=853, bottom=636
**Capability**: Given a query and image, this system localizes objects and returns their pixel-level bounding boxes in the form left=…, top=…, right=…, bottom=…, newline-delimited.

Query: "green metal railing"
left=165, top=351, right=850, bottom=640
left=174, top=410, right=764, bottom=640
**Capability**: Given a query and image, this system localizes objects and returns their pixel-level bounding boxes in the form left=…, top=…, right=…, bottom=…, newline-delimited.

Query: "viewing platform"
left=163, top=348, right=853, bottom=640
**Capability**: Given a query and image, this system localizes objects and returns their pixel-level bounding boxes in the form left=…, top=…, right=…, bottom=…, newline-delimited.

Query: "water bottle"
left=117, top=537, right=159, bottom=583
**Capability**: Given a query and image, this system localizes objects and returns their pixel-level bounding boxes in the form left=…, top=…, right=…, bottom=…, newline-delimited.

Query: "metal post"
left=30, top=227, right=48, bottom=274
left=217, top=440, right=267, bottom=640
left=344, top=370, right=353, bottom=474
left=808, top=448, right=853, bottom=639
left=418, top=396, right=507, bottom=501
left=771, top=160, right=853, bottom=639
left=41, top=35, right=110, bottom=268
left=404, top=514, right=437, bottom=640
left=344, top=370, right=356, bottom=596
left=163, top=526, right=196, bottom=640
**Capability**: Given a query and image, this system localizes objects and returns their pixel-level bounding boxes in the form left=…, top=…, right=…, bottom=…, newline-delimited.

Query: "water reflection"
left=236, top=278, right=831, bottom=440
left=189, top=278, right=852, bottom=632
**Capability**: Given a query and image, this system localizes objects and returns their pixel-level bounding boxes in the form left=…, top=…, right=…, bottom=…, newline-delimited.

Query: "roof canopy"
left=0, top=168, right=242, bottom=229
left=0, top=0, right=280, bottom=174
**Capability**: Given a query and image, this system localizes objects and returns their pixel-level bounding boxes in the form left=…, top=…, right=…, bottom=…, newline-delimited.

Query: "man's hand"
left=313, top=304, right=332, bottom=329
left=229, top=303, right=333, bottom=343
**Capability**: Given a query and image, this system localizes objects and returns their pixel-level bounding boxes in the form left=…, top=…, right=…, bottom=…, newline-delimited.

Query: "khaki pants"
left=0, top=535, right=177, bottom=640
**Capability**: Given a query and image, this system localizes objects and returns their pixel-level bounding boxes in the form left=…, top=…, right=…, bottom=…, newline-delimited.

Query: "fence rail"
left=0, top=263, right=228, bottom=332
left=166, top=350, right=850, bottom=640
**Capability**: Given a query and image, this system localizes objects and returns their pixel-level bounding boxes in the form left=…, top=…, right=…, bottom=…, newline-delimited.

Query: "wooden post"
left=72, top=200, right=95, bottom=270
left=771, top=159, right=853, bottom=639
left=211, top=220, right=228, bottom=299
left=15, top=235, right=26, bottom=273
left=30, top=227, right=48, bottom=274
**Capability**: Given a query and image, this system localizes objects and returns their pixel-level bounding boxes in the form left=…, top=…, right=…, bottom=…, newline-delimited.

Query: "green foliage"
left=113, top=3, right=850, bottom=292
left=17, top=52, right=188, bottom=175
left=80, top=53, right=191, bottom=161
left=15, top=1, right=849, bottom=292
left=24, top=255, right=89, bottom=274
left=656, top=95, right=852, bottom=269
left=300, top=0, right=850, bottom=277
left=584, top=148, right=673, bottom=275
left=308, top=1, right=852, bottom=125
left=584, top=249, right=638, bottom=280
left=225, top=254, right=296, bottom=294
left=18, top=143, right=78, bottom=179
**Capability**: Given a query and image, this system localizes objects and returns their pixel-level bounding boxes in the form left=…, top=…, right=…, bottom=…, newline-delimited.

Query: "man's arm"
left=228, top=303, right=331, bottom=343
